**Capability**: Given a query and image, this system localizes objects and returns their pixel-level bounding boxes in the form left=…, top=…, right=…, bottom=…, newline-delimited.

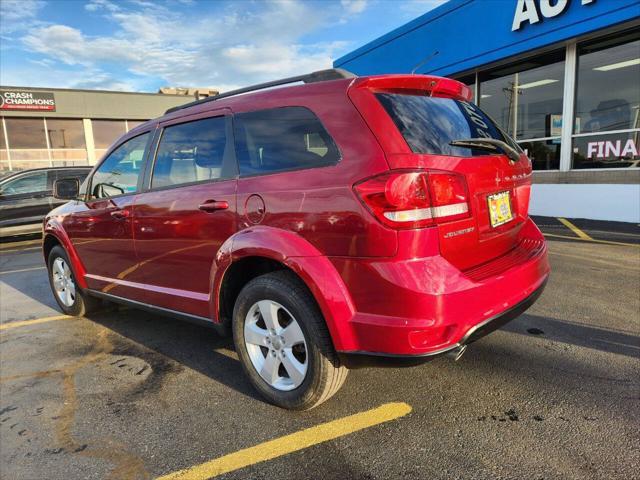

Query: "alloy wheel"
left=244, top=300, right=308, bottom=391
left=52, top=257, right=76, bottom=307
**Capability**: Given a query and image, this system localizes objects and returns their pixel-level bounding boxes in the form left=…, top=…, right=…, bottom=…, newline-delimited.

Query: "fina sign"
left=512, top=0, right=596, bottom=31
left=0, top=90, right=56, bottom=111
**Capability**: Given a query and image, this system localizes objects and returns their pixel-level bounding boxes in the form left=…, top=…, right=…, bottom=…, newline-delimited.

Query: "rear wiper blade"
left=449, top=138, right=521, bottom=162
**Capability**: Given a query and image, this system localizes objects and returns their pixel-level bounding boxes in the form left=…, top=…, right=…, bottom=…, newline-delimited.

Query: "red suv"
left=44, top=70, right=549, bottom=410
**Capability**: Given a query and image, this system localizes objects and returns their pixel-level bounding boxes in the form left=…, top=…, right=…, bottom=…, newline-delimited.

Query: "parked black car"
left=0, top=167, right=91, bottom=238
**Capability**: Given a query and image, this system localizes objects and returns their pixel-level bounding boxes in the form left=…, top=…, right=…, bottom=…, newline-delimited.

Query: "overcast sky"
left=0, top=0, right=446, bottom=93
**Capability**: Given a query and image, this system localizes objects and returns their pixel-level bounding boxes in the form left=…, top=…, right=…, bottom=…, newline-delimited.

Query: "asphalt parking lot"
left=1, top=218, right=639, bottom=480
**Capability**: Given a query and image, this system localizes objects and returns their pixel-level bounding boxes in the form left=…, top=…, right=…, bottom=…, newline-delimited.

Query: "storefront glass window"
left=126, top=120, right=147, bottom=131
left=478, top=75, right=515, bottom=136
left=92, top=120, right=126, bottom=149
left=47, top=119, right=86, bottom=149
left=4, top=118, right=47, bottom=149
left=519, top=140, right=561, bottom=171
left=0, top=119, right=6, bottom=150
left=516, top=59, right=565, bottom=140
left=479, top=50, right=565, bottom=170
left=573, top=32, right=640, bottom=169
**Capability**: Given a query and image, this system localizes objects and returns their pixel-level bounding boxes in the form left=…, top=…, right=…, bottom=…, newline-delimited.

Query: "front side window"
left=376, top=93, right=517, bottom=156
left=233, top=107, right=339, bottom=176
left=90, top=133, right=149, bottom=199
left=152, top=116, right=230, bottom=189
left=1, top=171, right=48, bottom=195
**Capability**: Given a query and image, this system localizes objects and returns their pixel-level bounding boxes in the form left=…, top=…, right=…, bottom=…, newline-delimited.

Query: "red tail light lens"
left=354, top=170, right=470, bottom=229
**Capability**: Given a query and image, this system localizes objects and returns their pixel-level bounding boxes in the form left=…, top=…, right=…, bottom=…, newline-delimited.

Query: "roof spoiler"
left=164, top=68, right=356, bottom=115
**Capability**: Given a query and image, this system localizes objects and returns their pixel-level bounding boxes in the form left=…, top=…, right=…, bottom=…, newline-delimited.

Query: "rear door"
left=373, top=92, right=531, bottom=270
left=128, top=110, right=237, bottom=318
left=63, top=131, right=153, bottom=300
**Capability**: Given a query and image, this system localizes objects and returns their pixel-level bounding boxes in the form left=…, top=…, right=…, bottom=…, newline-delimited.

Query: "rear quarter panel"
left=232, top=81, right=397, bottom=257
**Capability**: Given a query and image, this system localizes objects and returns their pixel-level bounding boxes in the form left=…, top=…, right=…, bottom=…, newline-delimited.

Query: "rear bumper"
left=340, top=277, right=547, bottom=368
left=331, top=217, right=550, bottom=357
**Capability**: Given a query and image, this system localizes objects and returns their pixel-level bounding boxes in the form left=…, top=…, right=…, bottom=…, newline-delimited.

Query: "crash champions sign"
left=0, top=90, right=56, bottom=111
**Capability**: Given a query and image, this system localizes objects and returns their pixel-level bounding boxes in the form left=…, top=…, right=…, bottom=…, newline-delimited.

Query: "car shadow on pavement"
left=87, top=307, right=265, bottom=403
left=502, top=313, right=640, bottom=359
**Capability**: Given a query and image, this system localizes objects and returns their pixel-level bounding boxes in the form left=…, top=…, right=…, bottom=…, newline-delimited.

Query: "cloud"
left=16, top=0, right=354, bottom=92
left=0, top=60, right=139, bottom=91
left=84, top=0, right=121, bottom=12
left=0, top=0, right=46, bottom=34
left=341, top=0, right=368, bottom=15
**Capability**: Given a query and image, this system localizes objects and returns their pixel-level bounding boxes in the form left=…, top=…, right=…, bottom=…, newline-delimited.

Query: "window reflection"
left=516, top=59, right=565, bottom=140
left=127, top=120, right=147, bottom=131
left=573, top=132, right=640, bottom=169
left=5, top=118, right=47, bottom=149
left=92, top=120, right=126, bottom=149
left=47, top=119, right=86, bottom=149
left=479, top=50, right=565, bottom=141
left=0, top=119, right=6, bottom=150
left=91, top=133, right=148, bottom=199
left=576, top=36, right=640, bottom=134
left=573, top=31, right=639, bottom=168
left=520, top=140, right=560, bottom=170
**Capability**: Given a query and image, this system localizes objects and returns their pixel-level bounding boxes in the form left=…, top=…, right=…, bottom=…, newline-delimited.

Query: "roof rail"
left=164, top=68, right=356, bottom=115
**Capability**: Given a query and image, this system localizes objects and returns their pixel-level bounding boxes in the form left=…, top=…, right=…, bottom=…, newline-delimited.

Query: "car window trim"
left=141, top=109, right=237, bottom=194
left=231, top=105, right=342, bottom=179
left=85, top=129, right=155, bottom=203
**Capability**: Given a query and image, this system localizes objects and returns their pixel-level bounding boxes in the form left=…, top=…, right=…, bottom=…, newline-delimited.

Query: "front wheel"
left=47, top=246, right=100, bottom=316
left=232, top=271, right=348, bottom=410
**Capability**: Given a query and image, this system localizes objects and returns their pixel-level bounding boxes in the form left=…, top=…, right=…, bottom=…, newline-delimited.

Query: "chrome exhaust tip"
left=446, top=344, right=467, bottom=362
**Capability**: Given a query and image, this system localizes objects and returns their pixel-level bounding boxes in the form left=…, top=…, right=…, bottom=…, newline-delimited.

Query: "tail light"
left=354, top=170, right=470, bottom=229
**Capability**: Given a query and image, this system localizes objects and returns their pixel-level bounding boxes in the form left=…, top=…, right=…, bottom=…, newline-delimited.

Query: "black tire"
left=232, top=270, right=348, bottom=410
left=47, top=245, right=100, bottom=316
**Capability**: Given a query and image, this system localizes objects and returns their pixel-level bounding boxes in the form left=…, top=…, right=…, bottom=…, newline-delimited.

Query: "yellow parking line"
left=0, top=315, right=76, bottom=331
left=0, top=266, right=46, bottom=275
left=0, top=239, right=41, bottom=250
left=544, top=233, right=640, bottom=248
left=557, top=217, right=593, bottom=240
left=156, top=402, right=412, bottom=480
left=214, top=348, right=239, bottom=360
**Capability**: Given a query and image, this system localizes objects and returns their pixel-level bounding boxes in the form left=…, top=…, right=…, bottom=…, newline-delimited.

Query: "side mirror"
left=53, top=178, right=80, bottom=200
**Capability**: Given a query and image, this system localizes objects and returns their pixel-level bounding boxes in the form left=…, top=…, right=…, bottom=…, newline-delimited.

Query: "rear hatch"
left=349, top=76, right=533, bottom=271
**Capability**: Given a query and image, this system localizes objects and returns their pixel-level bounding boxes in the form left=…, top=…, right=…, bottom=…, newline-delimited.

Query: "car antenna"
left=411, top=50, right=439, bottom=75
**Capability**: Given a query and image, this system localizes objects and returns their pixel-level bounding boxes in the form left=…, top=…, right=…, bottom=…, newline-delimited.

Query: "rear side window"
left=233, top=107, right=339, bottom=176
left=376, top=93, right=519, bottom=156
left=152, top=116, right=231, bottom=189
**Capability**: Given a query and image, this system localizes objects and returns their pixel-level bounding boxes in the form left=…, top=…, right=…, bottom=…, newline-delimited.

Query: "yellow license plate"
left=487, top=191, right=513, bottom=228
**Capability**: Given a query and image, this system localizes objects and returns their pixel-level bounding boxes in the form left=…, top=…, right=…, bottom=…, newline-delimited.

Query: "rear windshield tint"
left=376, top=93, right=518, bottom=156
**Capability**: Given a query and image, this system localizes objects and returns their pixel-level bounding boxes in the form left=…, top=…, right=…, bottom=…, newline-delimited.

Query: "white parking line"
left=0, top=266, right=46, bottom=275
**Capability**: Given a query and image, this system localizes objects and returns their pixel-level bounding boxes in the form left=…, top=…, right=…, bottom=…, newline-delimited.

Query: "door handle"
left=199, top=200, right=229, bottom=213
left=110, top=209, right=130, bottom=219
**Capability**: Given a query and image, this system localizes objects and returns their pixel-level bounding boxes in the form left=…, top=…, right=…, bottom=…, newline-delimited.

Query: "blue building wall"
left=334, top=0, right=640, bottom=77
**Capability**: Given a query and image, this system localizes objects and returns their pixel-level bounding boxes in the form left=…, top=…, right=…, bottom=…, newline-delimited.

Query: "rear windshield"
left=376, top=93, right=519, bottom=156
